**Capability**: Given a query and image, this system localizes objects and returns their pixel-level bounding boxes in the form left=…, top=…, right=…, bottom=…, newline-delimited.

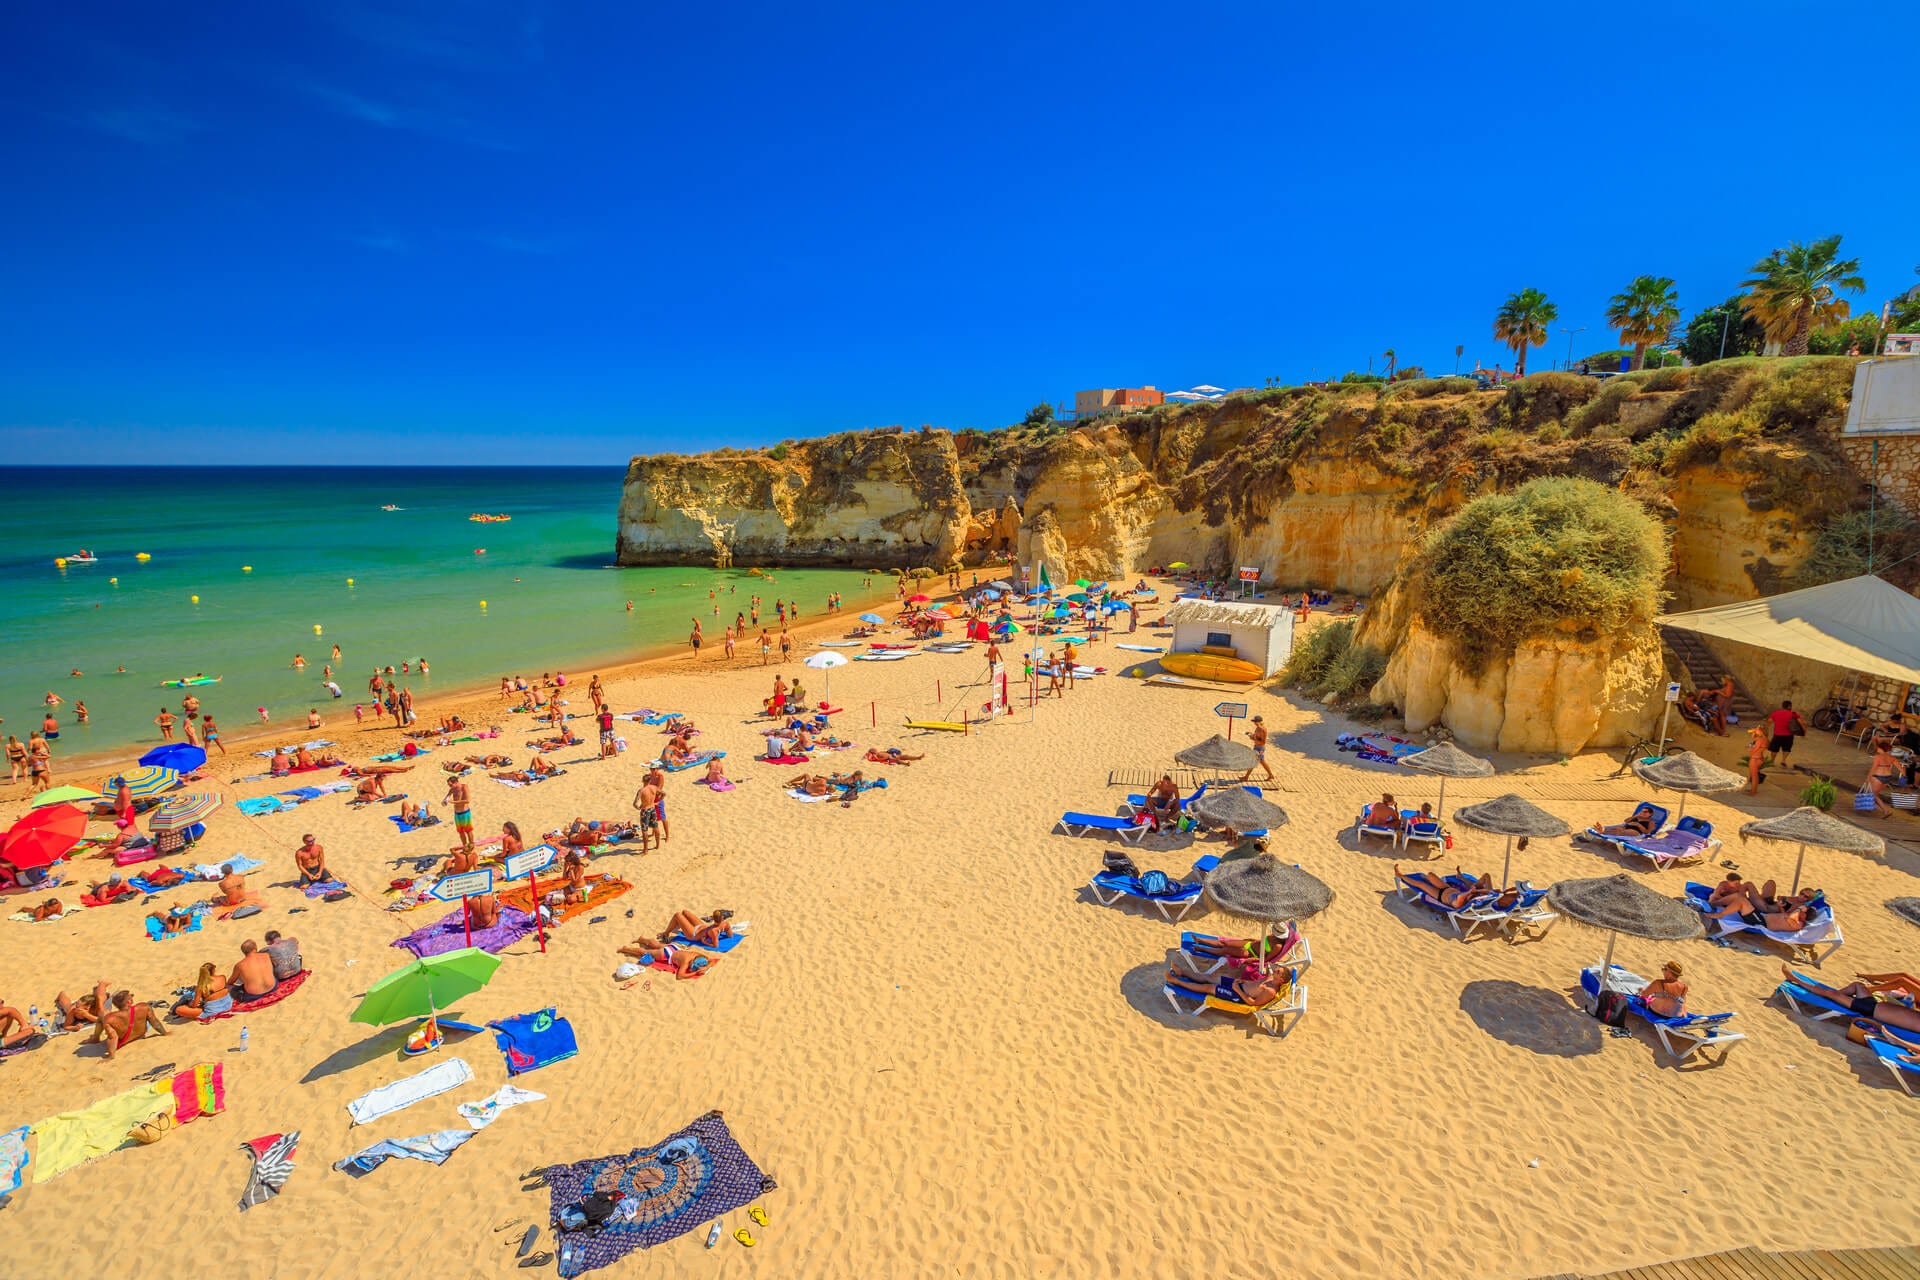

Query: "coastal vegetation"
left=1604, top=275, right=1681, bottom=371
left=1492, top=288, right=1557, bottom=376
left=1404, top=477, right=1668, bottom=674
left=1740, top=235, right=1865, bottom=356
left=1280, top=618, right=1386, bottom=706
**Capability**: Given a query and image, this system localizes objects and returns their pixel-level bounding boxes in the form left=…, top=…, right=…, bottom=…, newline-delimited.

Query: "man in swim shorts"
left=445, top=776, right=474, bottom=852
left=1240, top=715, right=1274, bottom=782
left=230, top=940, right=279, bottom=999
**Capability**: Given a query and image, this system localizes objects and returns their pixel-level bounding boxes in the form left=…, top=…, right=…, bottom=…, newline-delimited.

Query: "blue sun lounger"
left=1395, top=874, right=1557, bottom=942
left=1582, top=965, right=1744, bottom=1063
left=1865, top=1036, right=1920, bottom=1097
left=1178, top=928, right=1313, bottom=977
left=1121, top=783, right=1263, bottom=820
left=1055, top=812, right=1148, bottom=844
left=1087, top=854, right=1220, bottom=922
left=1683, top=883, right=1843, bottom=967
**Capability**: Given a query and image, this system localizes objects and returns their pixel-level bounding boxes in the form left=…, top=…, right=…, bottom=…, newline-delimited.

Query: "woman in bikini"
left=1396, top=866, right=1505, bottom=909
left=1593, top=806, right=1660, bottom=838
left=171, top=962, right=233, bottom=1019
left=1164, top=963, right=1299, bottom=1008
left=1635, top=962, right=1687, bottom=1017
left=1188, top=922, right=1298, bottom=961
left=500, top=820, right=525, bottom=858
left=618, top=933, right=718, bottom=979
left=667, top=908, right=734, bottom=947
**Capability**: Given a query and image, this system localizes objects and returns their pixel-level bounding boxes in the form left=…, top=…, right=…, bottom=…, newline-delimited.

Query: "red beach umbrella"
left=907, top=593, right=932, bottom=603
left=0, top=803, right=89, bottom=870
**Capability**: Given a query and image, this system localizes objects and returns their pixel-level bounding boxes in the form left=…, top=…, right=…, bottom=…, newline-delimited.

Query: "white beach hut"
left=1164, top=599, right=1295, bottom=677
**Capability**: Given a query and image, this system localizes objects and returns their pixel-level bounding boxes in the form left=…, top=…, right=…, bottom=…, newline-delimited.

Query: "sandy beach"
left=5, top=587, right=1920, bottom=1280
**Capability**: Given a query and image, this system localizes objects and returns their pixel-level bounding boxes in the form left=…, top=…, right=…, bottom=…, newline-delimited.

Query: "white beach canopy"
left=803, top=649, right=848, bottom=701
left=1655, top=575, right=1920, bottom=685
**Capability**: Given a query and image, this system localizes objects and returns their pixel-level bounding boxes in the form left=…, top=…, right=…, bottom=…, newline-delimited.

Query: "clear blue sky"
left=4, top=2, right=1917, bottom=464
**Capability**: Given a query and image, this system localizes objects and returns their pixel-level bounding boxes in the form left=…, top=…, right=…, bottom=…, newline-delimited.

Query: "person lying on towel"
left=1164, top=964, right=1298, bottom=1009
left=55, top=984, right=106, bottom=1032
left=618, top=933, right=718, bottom=979
left=88, top=874, right=135, bottom=902
left=29, top=897, right=66, bottom=921
left=464, top=753, right=513, bottom=768
left=492, top=755, right=559, bottom=783
left=786, top=771, right=865, bottom=795
left=667, top=908, right=734, bottom=947
left=149, top=903, right=194, bottom=934
left=400, top=800, right=438, bottom=827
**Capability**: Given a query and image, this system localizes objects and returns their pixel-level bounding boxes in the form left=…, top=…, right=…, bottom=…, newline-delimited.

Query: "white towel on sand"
left=456, top=1085, right=546, bottom=1130
left=346, top=1058, right=474, bottom=1126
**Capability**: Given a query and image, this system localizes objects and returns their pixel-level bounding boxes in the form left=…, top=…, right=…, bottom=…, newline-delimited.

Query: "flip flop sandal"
left=521, top=1173, right=549, bottom=1189
left=734, top=1229, right=757, bottom=1248
left=493, top=1216, right=527, bottom=1234
left=517, top=1224, right=540, bottom=1256
left=748, top=1205, right=769, bottom=1227
left=518, top=1250, right=553, bottom=1268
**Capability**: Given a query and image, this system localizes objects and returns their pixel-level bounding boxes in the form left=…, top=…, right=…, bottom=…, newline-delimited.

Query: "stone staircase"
left=1659, top=626, right=1764, bottom=724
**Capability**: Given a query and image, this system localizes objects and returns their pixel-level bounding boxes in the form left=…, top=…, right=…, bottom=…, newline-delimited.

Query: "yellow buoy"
left=243, top=565, right=253, bottom=572
left=347, top=578, right=355, bottom=586
left=479, top=600, right=488, bottom=609
left=136, top=552, right=151, bottom=561
left=55, top=557, right=67, bottom=567
left=110, top=577, right=119, bottom=584
left=190, top=595, right=200, bottom=604
left=313, top=624, right=323, bottom=634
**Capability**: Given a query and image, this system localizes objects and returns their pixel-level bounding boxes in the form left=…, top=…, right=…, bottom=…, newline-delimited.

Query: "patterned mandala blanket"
left=546, top=1112, right=776, bottom=1276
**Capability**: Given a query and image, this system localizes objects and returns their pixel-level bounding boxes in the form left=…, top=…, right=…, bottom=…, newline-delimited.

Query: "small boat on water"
left=469, top=513, right=512, bottom=523
left=381, top=505, right=403, bottom=511
left=62, top=550, right=99, bottom=564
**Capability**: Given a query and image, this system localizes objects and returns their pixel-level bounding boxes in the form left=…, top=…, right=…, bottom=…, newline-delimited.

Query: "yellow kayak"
left=1160, top=652, right=1262, bottom=683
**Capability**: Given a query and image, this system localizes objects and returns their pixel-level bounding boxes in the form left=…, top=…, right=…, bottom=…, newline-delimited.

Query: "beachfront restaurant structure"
left=1165, top=599, right=1295, bottom=677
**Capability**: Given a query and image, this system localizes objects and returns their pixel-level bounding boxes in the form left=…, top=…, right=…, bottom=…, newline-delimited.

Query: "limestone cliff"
left=616, top=428, right=970, bottom=568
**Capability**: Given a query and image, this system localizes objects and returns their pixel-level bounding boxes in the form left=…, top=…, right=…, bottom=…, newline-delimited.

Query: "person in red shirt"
left=1766, top=701, right=1805, bottom=768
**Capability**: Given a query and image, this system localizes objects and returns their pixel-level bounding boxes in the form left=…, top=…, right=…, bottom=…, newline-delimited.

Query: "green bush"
left=1564, top=378, right=1638, bottom=436
left=1799, top=777, right=1838, bottom=812
left=1411, top=477, right=1668, bottom=674
left=1383, top=376, right=1476, bottom=400
left=768, top=443, right=790, bottom=461
left=1280, top=619, right=1385, bottom=700
left=1661, top=410, right=1758, bottom=470
left=1641, top=366, right=1690, bottom=392
left=909, top=566, right=936, bottom=580
left=1744, top=357, right=1855, bottom=432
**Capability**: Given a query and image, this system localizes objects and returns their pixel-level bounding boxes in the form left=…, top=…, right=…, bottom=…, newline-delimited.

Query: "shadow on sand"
left=1459, top=979, right=1601, bottom=1057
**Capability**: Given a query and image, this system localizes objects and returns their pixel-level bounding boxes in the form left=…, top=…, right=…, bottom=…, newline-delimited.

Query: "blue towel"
left=671, top=929, right=745, bottom=953
left=487, top=1008, right=578, bottom=1077
left=281, top=786, right=327, bottom=800
left=236, top=797, right=289, bottom=816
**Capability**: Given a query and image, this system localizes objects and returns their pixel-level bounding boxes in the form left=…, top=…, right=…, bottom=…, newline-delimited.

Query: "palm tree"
left=1382, top=348, right=1397, bottom=380
left=1493, top=289, right=1557, bottom=377
left=1740, top=235, right=1865, bottom=357
left=1604, top=276, right=1681, bottom=371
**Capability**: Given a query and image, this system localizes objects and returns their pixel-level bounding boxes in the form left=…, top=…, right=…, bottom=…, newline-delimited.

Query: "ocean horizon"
left=0, top=465, right=881, bottom=758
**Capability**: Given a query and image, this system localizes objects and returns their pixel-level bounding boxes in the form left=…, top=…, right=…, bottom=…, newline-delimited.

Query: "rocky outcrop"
left=616, top=429, right=970, bottom=568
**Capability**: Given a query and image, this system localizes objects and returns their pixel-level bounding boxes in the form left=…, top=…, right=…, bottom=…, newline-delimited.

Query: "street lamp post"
left=1560, top=326, right=1587, bottom=371
left=1718, top=307, right=1733, bottom=361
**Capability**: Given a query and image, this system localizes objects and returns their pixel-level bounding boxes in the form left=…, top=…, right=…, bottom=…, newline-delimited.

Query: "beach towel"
left=238, top=1132, right=299, bottom=1210
left=761, top=754, right=810, bottom=765
left=194, top=854, right=264, bottom=878
left=698, top=778, right=735, bottom=792
left=200, top=969, right=311, bottom=1021
left=0, top=1125, right=28, bottom=1198
left=302, top=879, right=348, bottom=899
left=346, top=1057, right=475, bottom=1126
left=254, top=740, right=333, bottom=758
left=652, top=750, right=722, bottom=772
left=216, top=894, right=268, bottom=919
left=387, top=813, right=441, bottom=833
left=235, top=797, right=292, bottom=817
left=145, top=908, right=207, bottom=941
left=171, top=1062, right=227, bottom=1123
left=0, top=1034, right=49, bottom=1059
left=393, top=904, right=537, bottom=959
left=80, top=884, right=140, bottom=908
left=638, top=712, right=679, bottom=725
left=488, top=1008, right=578, bottom=1076
left=670, top=923, right=747, bottom=953
left=8, top=908, right=68, bottom=923
left=334, top=1128, right=476, bottom=1175
left=784, top=788, right=837, bottom=803
left=371, top=749, right=430, bottom=762
left=127, top=867, right=189, bottom=893
left=546, top=1112, right=777, bottom=1276
left=500, top=875, right=631, bottom=926
left=31, top=1080, right=174, bottom=1184
left=457, top=1084, right=546, bottom=1130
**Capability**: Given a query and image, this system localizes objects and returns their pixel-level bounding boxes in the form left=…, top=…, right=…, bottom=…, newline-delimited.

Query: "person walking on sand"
left=779, top=629, right=793, bottom=662
left=689, top=618, right=703, bottom=658
left=154, top=707, right=176, bottom=741
left=759, top=629, right=772, bottom=665
left=1241, top=715, right=1275, bottom=782
left=1767, top=700, right=1805, bottom=769
left=724, top=625, right=736, bottom=661
left=445, top=775, right=475, bottom=853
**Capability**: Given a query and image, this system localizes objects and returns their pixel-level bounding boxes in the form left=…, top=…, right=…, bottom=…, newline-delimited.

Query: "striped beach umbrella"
left=149, top=792, right=222, bottom=832
left=104, top=765, right=179, bottom=799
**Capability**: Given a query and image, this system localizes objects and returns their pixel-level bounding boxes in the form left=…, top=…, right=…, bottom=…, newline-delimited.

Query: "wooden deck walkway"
left=1546, top=1244, right=1920, bottom=1279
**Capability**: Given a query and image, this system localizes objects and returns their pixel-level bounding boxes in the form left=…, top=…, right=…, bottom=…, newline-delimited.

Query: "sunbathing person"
left=1634, top=961, right=1688, bottom=1017
left=55, top=984, right=106, bottom=1032
left=400, top=800, right=438, bottom=826
left=99, top=989, right=169, bottom=1059
left=1707, top=872, right=1749, bottom=908
left=1705, top=889, right=1810, bottom=933
left=1784, top=967, right=1920, bottom=1032
left=702, top=757, right=731, bottom=787
left=269, top=748, right=294, bottom=776
left=1142, top=776, right=1180, bottom=829
left=664, top=716, right=696, bottom=735
left=95, top=822, right=153, bottom=858
left=171, top=961, right=233, bottom=1019
left=442, top=844, right=478, bottom=876
left=0, top=1001, right=40, bottom=1049
left=87, top=873, right=133, bottom=902
left=558, top=851, right=591, bottom=903
left=1164, top=964, right=1299, bottom=1009
left=868, top=747, right=924, bottom=764
left=668, top=908, right=735, bottom=946
left=216, top=865, right=250, bottom=907
left=1396, top=866, right=1526, bottom=910
left=1594, top=807, right=1660, bottom=838
left=464, top=753, right=513, bottom=767
left=148, top=903, right=194, bottom=934
left=787, top=773, right=836, bottom=796
left=295, top=835, right=332, bottom=885
left=466, top=892, right=502, bottom=930
left=230, top=939, right=279, bottom=999
left=492, top=756, right=559, bottom=783
left=617, top=933, right=718, bottom=979
left=29, top=897, right=65, bottom=921
left=663, top=735, right=694, bottom=767
left=1364, top=795, right=1403, bottom=831
left=1188, top=922, right=1299, bottom=961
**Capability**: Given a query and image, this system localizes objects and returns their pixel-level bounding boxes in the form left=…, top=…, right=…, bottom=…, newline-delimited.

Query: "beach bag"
left=1894, top=791, right=1919, bottom=811
left=1138, top=869, right=1177, bottom=897
left=579, top=1191, right=622, bottom=1225
left=1103, top=851, right=1140, bottom=879
left=1854, top=784, right=1878, bottom=813
left=1847, top=1017, right=1879, bottom=1047
left=1593, top=990, right=1631, bottom=1028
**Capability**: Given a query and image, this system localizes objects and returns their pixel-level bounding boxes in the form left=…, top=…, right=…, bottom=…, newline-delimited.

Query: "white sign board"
left=504, top=843, right=558, bottom=880
left=1665, top=682, right=1681, bottom=704
left=1237, top=566, right=1260, bottom=582
left=431, top=869, right=494, bottom=902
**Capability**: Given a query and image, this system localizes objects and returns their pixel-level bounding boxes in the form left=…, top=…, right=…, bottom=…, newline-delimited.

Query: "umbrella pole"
left=1674, top=795, right=1688, bottom=826
left=1436, top=777, right=1448, bottom=824
left=1791, top=843, right=1807, bottom=896
left=1499, top=834, right=1513, bottom=891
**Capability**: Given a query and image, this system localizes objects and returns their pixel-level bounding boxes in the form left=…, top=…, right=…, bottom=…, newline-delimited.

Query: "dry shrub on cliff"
left=1495, top=372, right=1598, bottom=432
left=1793, top=509, right=1920, bottom=589
left=1281, top=619, right=1387, bottom=702
left=1410, top=477, right=1667, bottom=674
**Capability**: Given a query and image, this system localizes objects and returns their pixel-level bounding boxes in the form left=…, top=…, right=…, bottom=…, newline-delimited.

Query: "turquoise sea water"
left=0, top=466, right=880, bottom=759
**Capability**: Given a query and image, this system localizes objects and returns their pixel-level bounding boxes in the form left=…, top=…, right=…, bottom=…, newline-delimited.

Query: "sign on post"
left=1237, top=567, right=1260, bottom=582
left=1664, top=682, right=1681, bottom=704
left=1214, top=700, right=1249, bottom=739
left=503, top=844, right=557, bottom=880
left=431, top=869, right=494, bottom=902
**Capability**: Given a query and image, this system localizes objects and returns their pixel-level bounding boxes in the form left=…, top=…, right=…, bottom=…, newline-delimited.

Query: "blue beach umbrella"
left=140, top=743, right=207, bottom=773
left=859, top=613, right=884, bottom=625
left=1066, top=592, right=1089, bottom=604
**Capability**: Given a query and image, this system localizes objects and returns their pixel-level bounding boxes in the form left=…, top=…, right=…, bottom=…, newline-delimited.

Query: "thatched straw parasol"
left=1630, top=751, right=1745, bottom=823
left=1204, top=853, right=1333, bottom=922
left=1739, top=806, right=1885, bottom=894
left=1887, top=898, right=1920, bottom=931
left=1189, top=787, right=1290, bottom=834
left=1548, top=873, right=1703, bottom=998
left=1174, top=735, right=1255, bottom=773
left=1400, top=741, right=1494, bottom=822
left=1454, top=793, right=1570, bottom=889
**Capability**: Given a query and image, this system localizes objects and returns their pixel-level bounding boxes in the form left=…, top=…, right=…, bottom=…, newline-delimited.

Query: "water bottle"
left=238, top=1025, right=250, bottom=1052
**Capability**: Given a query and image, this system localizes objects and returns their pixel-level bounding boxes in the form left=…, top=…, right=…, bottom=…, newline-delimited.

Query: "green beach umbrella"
left=31, top=785, right=104, bottom=809
left=1167, top=561, right=1189, bottom=570
left=1073, top=579, right=1092, bottom=589
left=351, top=949, right=501, bottom=1027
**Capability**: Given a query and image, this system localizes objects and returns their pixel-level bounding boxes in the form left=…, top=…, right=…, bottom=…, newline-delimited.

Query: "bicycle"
left=1809, top=695, right=1866, bottom=734
left=1612, top=734, right=1674, bottom=777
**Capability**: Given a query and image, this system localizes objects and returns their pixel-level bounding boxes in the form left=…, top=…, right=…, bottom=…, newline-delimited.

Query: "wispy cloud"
left=469, top=232, right=566, bottom=255
left=292, top=78, right=519, bottom=151
left=342, top=231, right=408, bottom=253
left=71, top=104, right=198, bottom=146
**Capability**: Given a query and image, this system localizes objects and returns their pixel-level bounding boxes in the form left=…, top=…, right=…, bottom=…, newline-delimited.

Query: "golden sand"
left=4, top=598, right=1920, bottom=1279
